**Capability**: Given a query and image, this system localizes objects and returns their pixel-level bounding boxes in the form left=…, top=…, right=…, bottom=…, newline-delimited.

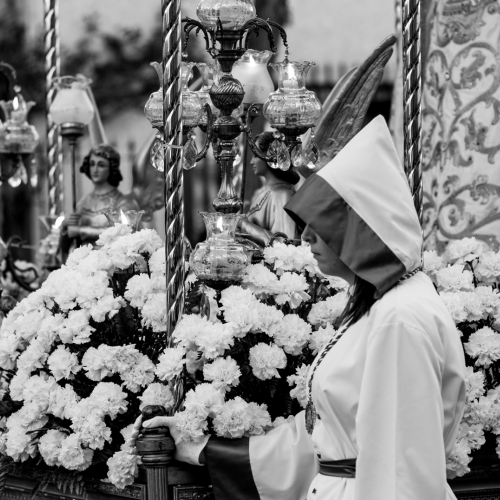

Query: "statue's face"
left=250, top=155, right=268, bottom=177
left=89, top=154, right=110, bottom=185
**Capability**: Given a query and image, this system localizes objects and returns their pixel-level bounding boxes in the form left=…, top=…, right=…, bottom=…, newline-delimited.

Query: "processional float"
left=39, top=0, right=422, bottom=499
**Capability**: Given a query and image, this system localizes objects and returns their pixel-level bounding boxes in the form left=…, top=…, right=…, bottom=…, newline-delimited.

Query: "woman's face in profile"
left=89, top=154, right=110, bottom=185
left=250, top=155, right=268, bottom=177
left=302, top=224, right=354, bottom=283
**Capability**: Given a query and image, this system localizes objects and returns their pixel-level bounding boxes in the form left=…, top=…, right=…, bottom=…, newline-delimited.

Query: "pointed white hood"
left=285, top=115, right=422, bottom=297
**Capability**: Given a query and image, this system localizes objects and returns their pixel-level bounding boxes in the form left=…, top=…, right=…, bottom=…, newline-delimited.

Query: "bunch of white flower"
left=0, top=224, right=178, bottom=490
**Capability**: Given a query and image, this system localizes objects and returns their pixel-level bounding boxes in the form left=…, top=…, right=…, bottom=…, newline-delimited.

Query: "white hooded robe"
left=201, top=116, right=466, bottom=500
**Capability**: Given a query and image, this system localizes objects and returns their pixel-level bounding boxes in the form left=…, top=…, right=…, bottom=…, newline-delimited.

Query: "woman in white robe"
left=130, top=116, right=467, bottom=500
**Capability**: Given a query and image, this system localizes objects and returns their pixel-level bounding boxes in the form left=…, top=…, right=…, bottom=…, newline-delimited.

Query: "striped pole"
left=44, top=0, right=63, bottom=215
left=162, top=0, right=184, bottom=341
left=401, top=0, right=422, bottom=223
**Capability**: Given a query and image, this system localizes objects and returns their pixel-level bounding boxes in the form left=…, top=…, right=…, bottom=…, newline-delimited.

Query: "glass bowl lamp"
left=49, top=75, right=95, bottom=211
left=103, top=209, right=145, bottom=232
left=196, top=0, right=256, bottom=31
left=263, top=61, right=322, bottom=169
left=50, top=76, right=95, bottom=139
left=190, top=212, right=249, bottom=291
left=0, top=88, right=40, bottom=187
left=232, top=49, right=275, bottom=105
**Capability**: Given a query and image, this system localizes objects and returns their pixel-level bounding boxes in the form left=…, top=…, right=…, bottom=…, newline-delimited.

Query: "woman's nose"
left=301, top=224, right=316, bottom=244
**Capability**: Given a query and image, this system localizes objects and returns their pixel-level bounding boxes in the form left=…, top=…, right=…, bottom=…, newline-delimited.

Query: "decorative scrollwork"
left=196, top=104, right=214, bottom=161
left=243, top=104, right=276, bottom=162
left=266, top=20, right=289, bottom=53
left=182, top=18, right=215, bottom=56
left=239, top=17, right=277, bottom=52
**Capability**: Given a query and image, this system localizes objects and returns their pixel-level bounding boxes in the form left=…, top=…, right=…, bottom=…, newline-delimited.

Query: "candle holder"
left=49, top=75, right=95, bottom=212
left=144, top=1, right=322, bottom=214
left=189, top=212, right=249, bottom=291
left=103, top=209, right=145, bottom=232
left=0, top=86, right=39, bottom=187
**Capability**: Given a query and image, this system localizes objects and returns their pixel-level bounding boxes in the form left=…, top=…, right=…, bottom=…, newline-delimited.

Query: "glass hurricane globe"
left=196, top=0, right=256, bottom=31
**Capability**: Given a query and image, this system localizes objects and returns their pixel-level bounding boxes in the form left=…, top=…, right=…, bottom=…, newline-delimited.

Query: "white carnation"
left=16, top=339, right=49, bottom=374
left=9, top=370, right=30, bottom=401
left=82, top=346, right=112, bottom=381
left=244, top=402, right=272, bottom=436
left=155, top=348, right=186, bottom=382
left=308, top=292, right=348, bottom=327
left=476, top=251, right=500, bottom=284
left=273, top=272, right=311, bottom=309
left=89, top=382, right=128, bottom=419
left=439, top=291, right=468, bottom=324
left=446, top=238, right=483, bottom=264
left=66, top=245, right=93, bottom=268
left=243, top=264, right=279, bottom=295
left=47, top=345, right=81, bottom=381
left=172, top=315, right=209, bottom=350
left=213, top=397, right=250, bottom=439
left=138, top=383, right=174, bottom=411
left=465, top=367, right=485, bottom=402
left=423, top=250, right=446, bottom=279
left=96, top=223, right=133, bottom=247
left=125, top=274, right=154, bottom=308
left=203, top=357, right=241, bottom=393
left=149, top=248, right=166, bottom=275
left=107, top=450, right=141, bottom=489
left=309, top=324, right=337, bottom=355
left=38, top=429, right=67, bottom=466
left=174, top=410, right=208, bottom=443
left=464, top=327, right=500, bottom=367
left=0, top=333, right=21, bottom=370
left=141, top=293, right=167, bottom=332
left=436, top=265, right=474, bottom=292
left=249, top=343, right=286, bottom=380
left=121, top=354, right=155, bottom=393
left=72, top=413, right=112, bottom=450
left=58, top=310, right=94, bottom=344
left=184, top=383, right=225, bottom=419
left=58, top=433, right=94, bottom=471
left=288, top=364, right=309, bottom=408
left=195, top=322, right=234, bottom=360
left=272, top=314, right=311, bottom=355
left=47, top=384, right=80, bottom=419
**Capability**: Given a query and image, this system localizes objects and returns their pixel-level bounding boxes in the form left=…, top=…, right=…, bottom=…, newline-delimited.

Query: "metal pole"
left=162, top=0, right=184, bottom=341
left=401, top=0, right=422, bottom=224
left=44, top=0, right=63, bottom=215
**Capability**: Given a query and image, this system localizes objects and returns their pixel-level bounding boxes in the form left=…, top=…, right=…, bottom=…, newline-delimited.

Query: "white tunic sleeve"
left=205, top=411, right=318, bottom=500
left=355, top=321, right=453, bottom=500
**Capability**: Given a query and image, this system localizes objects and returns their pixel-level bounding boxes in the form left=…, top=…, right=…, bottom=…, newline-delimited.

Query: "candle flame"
left=120, top=210, right=129, bottom=225
left=12, top=96, right=19, bottom=110
left=216, top=216, right=224, bottom=233
left=54, top=215, right=65, bottom=229
left=287, top=64, right=296, bottom=81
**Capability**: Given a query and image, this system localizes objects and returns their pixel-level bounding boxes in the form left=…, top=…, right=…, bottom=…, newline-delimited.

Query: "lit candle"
left=283, top=79, right=299, bottom=90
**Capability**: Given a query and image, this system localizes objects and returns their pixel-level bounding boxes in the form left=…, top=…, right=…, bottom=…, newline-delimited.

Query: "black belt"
left=319, top=459, right=356, bottom=478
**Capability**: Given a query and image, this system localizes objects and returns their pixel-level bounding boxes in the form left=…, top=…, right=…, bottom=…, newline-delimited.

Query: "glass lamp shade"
left=196, top=0, right=256, bottom=31
left=182, top=62, right=203, bottom=128
left=144, top=62, right=164, bottom=130
left=103, top=209, right=145, bottom=232
left=190, top=212, right=250, bottom=289
left=195, top=63, right=218, bottom=127
left=49, top=75, right=95, bottom=126
left=232, top=49, right=274, bottom=105
left=263, top=61, right=322, bottom=129
left=0, top=92, right=39, bottom=155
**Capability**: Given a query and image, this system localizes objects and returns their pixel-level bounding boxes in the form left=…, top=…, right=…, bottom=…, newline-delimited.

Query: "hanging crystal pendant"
left=182, top=130, right=198, bottom=170
left=291, top=143, right=304, bottom=168
left=8, top=162, right=27, bottom=188
left=29, top=158, right=38, bottom=187
left=150, top=133, right=165, bottom=172
left=269, top=132, right=291, bottom=171
left=302, top=141, right=320, bottom=169
left=232, top=142, right=241, bottom=166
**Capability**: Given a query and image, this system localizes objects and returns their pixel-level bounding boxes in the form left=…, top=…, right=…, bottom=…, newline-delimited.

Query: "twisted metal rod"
left=401, top=0, right=422, bottom=224
left=162, top=0, right=184, bottom=342
left=44, top=0, right=63, bottom=215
